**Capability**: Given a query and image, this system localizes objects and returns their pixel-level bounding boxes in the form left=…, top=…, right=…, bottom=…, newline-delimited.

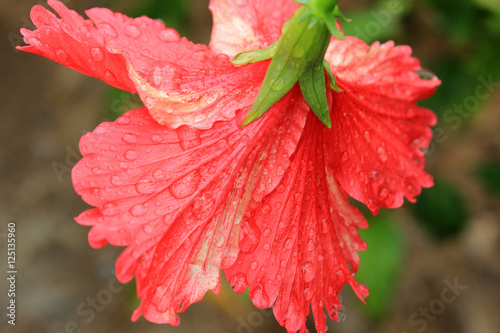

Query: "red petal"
left=209, top=0, right=300, bottom=57
left=325, top=38, right=440, bottom=212
left=20, top=0, right=273, bottom=129
left=88, top=5, right=272, bottom=128
left=125, top=49, right=269, bottom=129
left=18, top=1, right=135, bottom=92
left=72, top=92, right=308, bottom=324
left=225, top=114, right=368, bottom=333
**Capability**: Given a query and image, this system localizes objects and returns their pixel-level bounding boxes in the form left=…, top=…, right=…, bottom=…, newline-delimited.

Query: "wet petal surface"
left=225, top=114, right=368, bottom=333
left=209, top=0, right=300, bottom=57
left=324, top=38, right=440, bottom=212
left=72, top=90, right=308, bottom=324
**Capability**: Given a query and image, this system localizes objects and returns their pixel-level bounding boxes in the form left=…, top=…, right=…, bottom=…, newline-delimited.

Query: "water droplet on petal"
left=250, top=260, right=258, bottom=270
left=124, top=150, right=138, bottom=160
left=358, top=282, right=369, bottom=300
left=192, top=50, right=207, bottom=62
left=378, top=187, right=389, bottom=201
left=416, top=68, right=437, bottom=81
left=261, top=204, right=271, bottom=215
left=250, top=284, right=269, bottom=308
left=111, top=176, right=122, bottom=186
left=207, top=166, right=217, bottom=175
left=307, top=239, right=314, bottom=251
left=144, top=225, right=153, bottom=234
left=130, top=204, right=147, bottom=216
left=230, top=273, right=248, bottom=293
left=370, top=171, right=384, bottom=186
left=377, top=147, right=388, bottom=162
left=192, top=192, right=214, bottom=219
left=176, top=126, right=201, bottom=151
left=56, top=49, right=68, bottom=61
left=284, top=238, right=294, bottom=249
left=170, top=170, right=201, bottom=199
left=116, top=116, right=130, bottom=125
left=90, top=47, right=104, bottom=62
left=125, top=24, right=142, bottom=38
left=337, top=305, right=347, bottom=322
left=158, top=28, right=180, bottom=42
left=239, top=218, right=261, bottom=254
left=122, top=133, right=137, bottom=144
left=153, top=169, right=165, bottom=180
left=102, top=203, right=119, bottom=216
left=95, top=126, right=106, bottom=134
left=136, top=178, right=157, bottom=194
left=302, top=262, right=315, bottom=282
left=214, top=234, right=225, bottom=248
left=97, top=22, right=118, bottom=37
left=104, top=71, right=115, bottom=82
left=304, top=288, right=313, bottom=301
left=151, top=134, right=163, bottom=143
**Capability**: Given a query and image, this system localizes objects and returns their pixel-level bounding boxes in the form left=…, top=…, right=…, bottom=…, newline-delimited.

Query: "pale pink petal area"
left=209, top=0, right=300, bottom=57
left=72, top=92, right=308, bottom=324
left=225, top=115, right=368, bottom=333
left=324, top=37, right=441, bottom=212
left=18, top=0, right=136, bottom=92
left=125, top=52, right=269, bottom=130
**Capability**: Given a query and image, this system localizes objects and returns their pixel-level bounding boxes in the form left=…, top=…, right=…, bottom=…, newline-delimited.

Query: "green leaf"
left=299, top=63, right=332, bottom=128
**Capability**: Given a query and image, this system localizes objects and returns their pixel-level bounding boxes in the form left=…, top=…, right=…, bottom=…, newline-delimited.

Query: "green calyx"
left=232, top=1, right=349, bottom=128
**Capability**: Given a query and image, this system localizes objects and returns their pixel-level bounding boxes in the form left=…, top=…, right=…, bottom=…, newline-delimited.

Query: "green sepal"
left=333, top=5, right=351, bottom=22
left=241, top=7, right=327, bottom=126
left=324, top=5, right=350, bottom=40
left=232, top=41, right=279, bottom=65
left=239, top=3, right=345, bottom=128
left=239, top=50, right=303, bottom=126
left=323, top=59, right=342, bottom=91
left=299, top=63, right=332, bottom=128
left=324, top=16, right=345, bottom=40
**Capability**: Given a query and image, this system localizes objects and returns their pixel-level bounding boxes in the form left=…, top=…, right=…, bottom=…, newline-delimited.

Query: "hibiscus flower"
left=19, top=0, right=440, bottom=332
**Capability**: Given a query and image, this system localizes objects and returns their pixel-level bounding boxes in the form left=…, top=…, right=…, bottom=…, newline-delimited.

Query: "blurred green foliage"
left=412, top=179, right=468, bottom=240
left=355, top=214, right=405, bottom=321
left=476, top=161, right=500, bottom=197
left=344, top=0, right=500, bottom=120
left=104, top=0, right=190, bottom=35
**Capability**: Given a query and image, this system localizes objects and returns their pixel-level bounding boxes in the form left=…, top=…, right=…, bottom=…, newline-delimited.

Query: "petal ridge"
left=225, top=114, right=368, bottom=333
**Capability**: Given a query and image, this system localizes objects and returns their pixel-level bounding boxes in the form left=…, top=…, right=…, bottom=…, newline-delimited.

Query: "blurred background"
left=1, top=0, right=500, bottom=332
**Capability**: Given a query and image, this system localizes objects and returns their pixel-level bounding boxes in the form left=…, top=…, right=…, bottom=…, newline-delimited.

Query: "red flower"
left=19, top=1, right=440, bottom=332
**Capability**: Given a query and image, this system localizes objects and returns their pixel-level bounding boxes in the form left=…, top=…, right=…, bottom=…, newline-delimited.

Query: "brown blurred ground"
left=1, top=1, right=500, bottom=333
